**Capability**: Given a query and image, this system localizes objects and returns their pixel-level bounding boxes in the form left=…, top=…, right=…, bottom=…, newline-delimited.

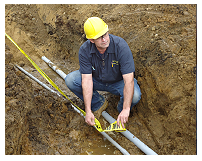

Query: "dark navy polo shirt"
left=79, top=34, right=135, bottom=83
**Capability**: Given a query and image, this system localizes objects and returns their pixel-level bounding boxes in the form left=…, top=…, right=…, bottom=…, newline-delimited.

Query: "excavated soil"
left=5, top=4, right=196, bottom=155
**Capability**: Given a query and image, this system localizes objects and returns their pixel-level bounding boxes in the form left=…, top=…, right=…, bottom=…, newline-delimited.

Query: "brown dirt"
left=5, top=4, right=196, bottom=155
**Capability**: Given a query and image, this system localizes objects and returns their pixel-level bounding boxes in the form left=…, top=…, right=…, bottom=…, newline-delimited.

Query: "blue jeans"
left=65, top=70, right=141, bottom=113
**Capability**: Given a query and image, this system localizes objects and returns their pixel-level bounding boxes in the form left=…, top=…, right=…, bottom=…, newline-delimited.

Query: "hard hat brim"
left=86, top=25, right=109, bottom=39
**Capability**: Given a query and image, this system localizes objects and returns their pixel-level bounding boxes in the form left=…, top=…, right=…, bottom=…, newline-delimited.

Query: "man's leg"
left=104, top=78, right=141, bottom=113
left=65, top=70, right=105, bottom=112
left=65, top=70, right=141, bottom=113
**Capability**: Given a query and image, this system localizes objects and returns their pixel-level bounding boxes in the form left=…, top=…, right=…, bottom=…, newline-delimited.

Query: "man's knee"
left=65, top=73, right=73, bottom=88
left=131, top=79, right=141, bottom=105
left=132, top=89, right=141, bottom=105
left=65, top=70, right=81, bottom=89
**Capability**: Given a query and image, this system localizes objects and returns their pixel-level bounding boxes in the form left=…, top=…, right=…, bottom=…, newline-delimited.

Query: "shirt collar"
left=90, top=42, right=97, bottom=54
left=90, top=34, right=115, bottom=54
left=107, top=34, right=115, bottom=53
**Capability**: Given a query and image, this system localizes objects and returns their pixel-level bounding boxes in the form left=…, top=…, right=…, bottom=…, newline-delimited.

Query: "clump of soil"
left=5, top=4, right=196, bottom=155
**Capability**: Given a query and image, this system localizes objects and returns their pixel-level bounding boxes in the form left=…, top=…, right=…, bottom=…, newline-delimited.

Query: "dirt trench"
left=5, top=4, right=196, bottom=155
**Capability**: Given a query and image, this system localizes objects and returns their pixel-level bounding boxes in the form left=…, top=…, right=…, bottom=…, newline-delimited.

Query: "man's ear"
left=89, top=39, right=95, bottom=43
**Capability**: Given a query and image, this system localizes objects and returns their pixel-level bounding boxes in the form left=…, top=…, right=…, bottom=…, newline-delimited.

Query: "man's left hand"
left=117, top=109, right=130, bottom=129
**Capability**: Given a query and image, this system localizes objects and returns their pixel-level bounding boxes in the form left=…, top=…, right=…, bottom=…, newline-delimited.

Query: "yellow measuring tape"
left=5, top=33, right=126, bottom=133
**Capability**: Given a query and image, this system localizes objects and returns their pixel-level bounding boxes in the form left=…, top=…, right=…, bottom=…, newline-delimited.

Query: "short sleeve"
left=118, top=41, right=135, bottom=75
left=79, top=48, right=92, bottom=74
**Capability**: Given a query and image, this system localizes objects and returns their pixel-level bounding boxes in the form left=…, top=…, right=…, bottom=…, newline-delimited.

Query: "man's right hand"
left=85, top=111, right=95, bottom=126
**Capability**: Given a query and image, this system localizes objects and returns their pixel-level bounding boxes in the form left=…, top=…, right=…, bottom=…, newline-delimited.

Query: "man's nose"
left=101, top=36, right=106, bottom=41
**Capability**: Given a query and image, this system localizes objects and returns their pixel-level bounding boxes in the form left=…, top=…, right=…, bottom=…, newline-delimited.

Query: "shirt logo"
left=111, top=60, right=119, bottom=67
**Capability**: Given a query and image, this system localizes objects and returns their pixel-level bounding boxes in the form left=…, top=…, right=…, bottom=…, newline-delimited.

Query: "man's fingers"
left=117, top=118, right=125, bottom=128
left=124, top=117, right=128, bottom=124
left=121, top=118, right=125, bottom=129
left=88, top=117, right=95, bottom=126
left=91, top=117, right=95, bottom=125
left=86, top=119, right=95, bottom=126
left=117, top=109, right=130, bottom=128
left=85, top=113, right=95, bottom=126
left=117, top=117, right=127, bottom=128
left=119, top=117, right=128, bottom=129
left=117, top=117, right=120, bottom=127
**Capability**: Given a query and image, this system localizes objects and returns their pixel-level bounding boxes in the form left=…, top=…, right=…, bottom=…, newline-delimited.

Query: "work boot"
left=94, top=100, right=108, bottom=119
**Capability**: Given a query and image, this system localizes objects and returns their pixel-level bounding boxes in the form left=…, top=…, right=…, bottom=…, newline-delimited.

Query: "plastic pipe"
left=41, top=56, right=130, bottom=155
left=100, top=131, right=130, bottom=155
left=71, top=104, right=130, bottom=155
left=15, top=65, right=59, bottom=96
left=42, top=56, right=157, bottom=155
left=102, top=111, right=158, bottom=155
left=42, top=56, right=67, bottom=80
left=17, top=63, right=128, bottom=155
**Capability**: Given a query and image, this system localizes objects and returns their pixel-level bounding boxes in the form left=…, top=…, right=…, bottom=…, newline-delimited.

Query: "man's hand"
left=117, top=109, right=130, bottom=129
left=85, top=111, right=95, bottom=126
left=82, top=74, right=95, bottom=126
left=117, top=72, right=134, bottom=129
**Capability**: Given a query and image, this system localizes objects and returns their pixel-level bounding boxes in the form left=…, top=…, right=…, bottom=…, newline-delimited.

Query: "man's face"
left=90, top=32, right=110, bottom=49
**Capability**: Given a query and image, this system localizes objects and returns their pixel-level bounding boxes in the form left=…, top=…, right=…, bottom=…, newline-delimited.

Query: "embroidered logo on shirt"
left=111, top=60, right=119, bottom=67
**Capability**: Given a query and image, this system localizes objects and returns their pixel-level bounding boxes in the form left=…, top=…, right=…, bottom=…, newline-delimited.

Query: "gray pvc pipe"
left=102, top=111, right=158, bottom=155
left=41, top=56, right=130, bottom=155
left=42, top=56, right=66, bottom=80
left=17, top=63, right=129, bottom=155
left=15, top=65, right=59, bottom=96
left=42, top=56, right=157, bottom=155
left=100, top=132, right=130, bottom=155
left=70, top=104, right=130, bottom=155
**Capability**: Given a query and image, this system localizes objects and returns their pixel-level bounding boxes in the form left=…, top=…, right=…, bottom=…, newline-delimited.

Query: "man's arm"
left=117, top=72, right=134, bottom=128
left=82, top=74, right=95, bottom=126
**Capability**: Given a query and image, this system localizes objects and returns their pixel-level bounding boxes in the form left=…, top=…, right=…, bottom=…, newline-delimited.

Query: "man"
left=65, top=17, right=141, bottom=128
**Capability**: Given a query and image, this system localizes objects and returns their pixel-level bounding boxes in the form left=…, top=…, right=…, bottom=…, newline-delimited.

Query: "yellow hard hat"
left=84, top=17, right=109, bottom=39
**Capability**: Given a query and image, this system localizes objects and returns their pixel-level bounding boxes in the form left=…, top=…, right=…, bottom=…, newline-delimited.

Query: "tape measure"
left=5, top=33, right=126, bottom=133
